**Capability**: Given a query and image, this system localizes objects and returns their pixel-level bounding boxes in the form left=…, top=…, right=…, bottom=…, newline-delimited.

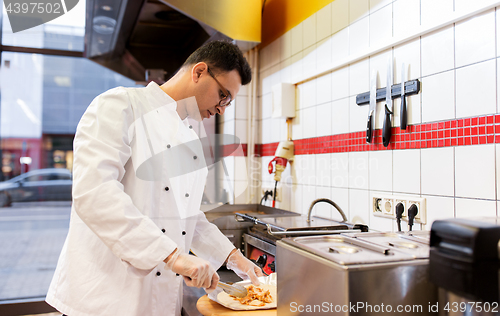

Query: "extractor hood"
left=85, top=0, right=261, bottom=82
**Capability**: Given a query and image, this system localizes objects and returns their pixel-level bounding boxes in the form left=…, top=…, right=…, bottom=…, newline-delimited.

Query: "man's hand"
left=226, top=249, right=264, bottom=285
left=164, top=249, right=219, bottom=292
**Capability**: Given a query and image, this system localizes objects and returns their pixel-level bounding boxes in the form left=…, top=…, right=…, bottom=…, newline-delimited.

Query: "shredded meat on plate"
left=230, top=285, right=273, bottom=306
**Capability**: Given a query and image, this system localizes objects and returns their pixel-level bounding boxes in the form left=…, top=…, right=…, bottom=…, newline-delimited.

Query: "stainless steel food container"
left=277, top=234, right=438, bottom=315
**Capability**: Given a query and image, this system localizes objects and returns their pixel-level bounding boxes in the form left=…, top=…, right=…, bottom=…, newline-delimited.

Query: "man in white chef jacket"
left=46, top=40, right=263, bottom=316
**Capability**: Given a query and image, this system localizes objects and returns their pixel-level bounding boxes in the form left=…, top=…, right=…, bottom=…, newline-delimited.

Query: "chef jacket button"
left=189, top=125, right=193, bottom=129
left=164, top=187, right=169, bottom=191
left=193, top=156, right=197, bottom=160
left=161, top=228, right=165, bottom=233
left=156, top=271, right=161, bottom=276
left=185, top=193, right=189, bottom=197
left=182, top=231, right=186, bottom=235
left=167, top=144, right=171, bottom=148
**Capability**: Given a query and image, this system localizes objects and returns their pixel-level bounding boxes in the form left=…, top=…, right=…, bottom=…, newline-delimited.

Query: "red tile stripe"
left=245, top=114, right=499, bottom=157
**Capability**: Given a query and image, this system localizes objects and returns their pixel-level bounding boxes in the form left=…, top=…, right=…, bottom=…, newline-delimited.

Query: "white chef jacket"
left=46, top=82, right=235, bottom=316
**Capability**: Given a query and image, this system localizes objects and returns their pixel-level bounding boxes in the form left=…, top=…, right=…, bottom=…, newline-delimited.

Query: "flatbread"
left=216, top=284, right=277, bottom=311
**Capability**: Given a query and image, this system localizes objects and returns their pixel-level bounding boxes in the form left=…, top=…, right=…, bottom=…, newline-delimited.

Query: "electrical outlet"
left=382, top=198, right=393, bottom=216
left=371, top=194, right=426, bottom=225
left=408, top=199, right=426, bottom=224
left=395, top=199, right=406, bottom=217
left=261, top=186, right=282, bottom=202
left=373, top=198, right=383, bottom=213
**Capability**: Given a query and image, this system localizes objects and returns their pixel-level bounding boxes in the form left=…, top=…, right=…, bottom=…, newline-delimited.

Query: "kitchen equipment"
left=347, top=231, right=429, bottom=259
left=366, top=70, right=377, bottom=143
left=217, top=282, right=248, bottom=298
left=383, top=58, right=393, bottom=147
left=231, top=200, right=368, bottom=275
left=277, top=234, right=438, bottom=315
left=429, top=218, right=500, bottom=305
left=400, top=62, right=407, bottom=130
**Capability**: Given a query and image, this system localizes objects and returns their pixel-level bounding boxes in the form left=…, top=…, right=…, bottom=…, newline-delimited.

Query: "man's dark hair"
left=183, top=40, right=252, bottom=85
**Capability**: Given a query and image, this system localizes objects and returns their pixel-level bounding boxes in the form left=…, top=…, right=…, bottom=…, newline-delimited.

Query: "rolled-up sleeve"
left=72, top=88, right=177, bottom=270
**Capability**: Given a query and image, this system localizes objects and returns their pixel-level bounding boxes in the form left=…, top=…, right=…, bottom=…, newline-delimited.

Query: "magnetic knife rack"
left=356, top=79, right=421, bottom=105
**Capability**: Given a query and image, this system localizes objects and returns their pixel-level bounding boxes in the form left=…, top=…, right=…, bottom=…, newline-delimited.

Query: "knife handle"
left=366, top=114, right=373, bottom=143
left=400, top=95, right=407, bottom=130
left=383, top=104, right=392, bottom=147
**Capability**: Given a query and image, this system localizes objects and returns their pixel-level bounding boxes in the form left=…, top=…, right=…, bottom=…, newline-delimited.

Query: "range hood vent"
left=85, top=0, right=261, bottom=82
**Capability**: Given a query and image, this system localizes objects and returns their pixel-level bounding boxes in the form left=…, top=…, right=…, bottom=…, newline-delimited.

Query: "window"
left=0, top=0, right=142, bottom=308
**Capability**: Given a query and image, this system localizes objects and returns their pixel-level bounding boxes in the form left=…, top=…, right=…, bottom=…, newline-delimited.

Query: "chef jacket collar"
left=146, top=81, right=194, bottom=129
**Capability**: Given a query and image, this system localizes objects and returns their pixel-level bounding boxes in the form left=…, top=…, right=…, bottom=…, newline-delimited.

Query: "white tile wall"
left=332, top=98, right=350, bottom=135
left=331, top=187, right=350, bottom=221
left=393, top=149, right=420, bottom=194
left=350, top=0, right=370, bottom=23
left=280, top=31, right=292, bottom=61
left=350, top=189, right=370, bottom=225
left=349, top=152, right=369, bottom=190
left=421, top=0, right=454, bottom=27
left=314, top=186, right=334, bottom=218
left=247, top=1, right=500, bottom=232
left=370, top=0, right=392, bottom=13
left=421, top=25, right=454, bottom=77
left=291, top=22, right=304, bottom=56
left=302, top=45, right=318, bottom=78
left=316, top=153, right=333, bottom=187
left=393, top=0, right=420, bottom=38
left=456, top=59, right=496, bottom=118
left=455, top=9, right=496, bottom=68
left=424, top=195, right=455, bottom=229
left=455, top=198, right=497, bottom=218
left=317, top=3, right=332, bottom=41
left=316, top=102, right=333, bottom=137
left=421, top=147, right=454, bottom=196
left=316, top=73, right=332, bottom=105
left=455, top=144, right=496, bottom=200
left=316, top=37, right=332, bottom=69
left=303, top=13, right=317, bottom=49
left=332, top=152, right=350, bottom=188
left=421, top=70, right=455, bottom=123
left=332, top=0, right=349, bottom=34
left=349, top=96, right=367, bottom=133
left=369, top=151, right=393, bottom=192
left=349, top=58, right=369, bottom=97
left=349, top=17, right=370, bottom=56
left=331, top=66, right=349, bottom=101
left=331, top=27, right=350, bottom=63
left=301, top=106, right=317, bottom=139
left=302, top=185, right=317, bottom=215
left=369, top=4, right=393, bottom=47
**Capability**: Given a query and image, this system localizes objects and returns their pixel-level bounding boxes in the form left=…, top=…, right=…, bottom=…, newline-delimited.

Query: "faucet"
left=307, top=198, right=347, bottom=223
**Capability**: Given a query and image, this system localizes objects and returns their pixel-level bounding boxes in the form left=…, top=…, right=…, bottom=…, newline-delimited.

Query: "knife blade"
left=217, top=281, right=248, bottom=298
left=366, top=70, right=377, bottom=143
left=382, top=58, right=393, bottom=147
left=400, top=62, right=407, bottom=130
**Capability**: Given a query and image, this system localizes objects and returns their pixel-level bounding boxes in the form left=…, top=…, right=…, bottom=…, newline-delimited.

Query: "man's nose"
left=216, top=105, right=226, bottom=115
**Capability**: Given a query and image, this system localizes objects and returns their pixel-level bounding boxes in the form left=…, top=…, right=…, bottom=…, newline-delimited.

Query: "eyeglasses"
left=207, top=67, right=232, bottom=107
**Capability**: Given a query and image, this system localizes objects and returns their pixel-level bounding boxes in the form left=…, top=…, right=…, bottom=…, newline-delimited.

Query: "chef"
left=46, top=40, right=263, bottom=316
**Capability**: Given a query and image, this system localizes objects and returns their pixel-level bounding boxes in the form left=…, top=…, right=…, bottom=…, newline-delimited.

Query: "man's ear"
left=192, top=62, right=207, bottom=83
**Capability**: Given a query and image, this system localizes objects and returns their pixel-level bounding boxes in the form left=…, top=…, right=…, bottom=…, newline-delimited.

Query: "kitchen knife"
left=400, top=62, right=407, bottom=130
left=382, top=58, right=393, bottom=147
left=217, top=281, right=248, bottom=298
left=366, top=70, right=377, bottom=143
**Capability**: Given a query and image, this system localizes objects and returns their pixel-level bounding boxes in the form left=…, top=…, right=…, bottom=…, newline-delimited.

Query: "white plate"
left=207, top=273, right=277, bottom=311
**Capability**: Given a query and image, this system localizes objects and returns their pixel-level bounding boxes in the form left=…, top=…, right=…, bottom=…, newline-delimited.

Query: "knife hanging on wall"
left=366, top=70, right=377, bottom=143
left=382, top=58, right=393, bottom=147
left=400, top=62, right=407, bottom=130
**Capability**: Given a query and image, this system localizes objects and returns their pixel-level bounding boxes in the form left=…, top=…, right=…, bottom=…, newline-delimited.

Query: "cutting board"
left=196, top=295, right=277, bottom=316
